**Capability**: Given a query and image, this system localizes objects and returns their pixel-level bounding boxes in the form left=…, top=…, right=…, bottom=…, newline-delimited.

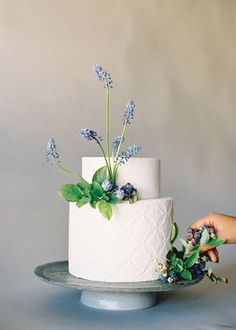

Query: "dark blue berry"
left=122, top=183, right=134, bottom=196
left=160, top=275, right=168, bottom=283
left=194, top=231, right=201, bottom=240
left=187, top=227, right=194, bottom=234
left=191, top=238, right=196, bottom=246
left=168, top=271, right=175, bottom=277
left=200, top=261, right=206, bottom=270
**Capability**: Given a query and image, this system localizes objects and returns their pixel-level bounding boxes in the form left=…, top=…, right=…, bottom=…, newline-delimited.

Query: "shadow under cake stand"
left=35, top=260, right=204, bottom=311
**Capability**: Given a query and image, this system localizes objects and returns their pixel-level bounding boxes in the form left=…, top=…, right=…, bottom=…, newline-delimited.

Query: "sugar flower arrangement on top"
left=46, top=64, right=141, bottom=220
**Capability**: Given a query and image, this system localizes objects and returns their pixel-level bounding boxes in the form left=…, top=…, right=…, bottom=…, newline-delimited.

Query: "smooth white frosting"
left=69, top=198, right=173, bottom=282
left=82, top=157, right=161, bottom=199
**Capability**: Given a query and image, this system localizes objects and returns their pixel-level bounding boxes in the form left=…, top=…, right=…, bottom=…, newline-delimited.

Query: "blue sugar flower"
left=101, top=179, right=113, bottom=192
left=93, top=64, right=113, bottom=88
left=80, top=128, right=102, bottom=143
left=112, top=136, right=125, bottom=151
left=46, top=138, right=60, bottom=163
left=123, top=100, right=135, bottom=125
left=115, top=188, right=125, bottom=200
left=120, top=144, right=141, bottom=164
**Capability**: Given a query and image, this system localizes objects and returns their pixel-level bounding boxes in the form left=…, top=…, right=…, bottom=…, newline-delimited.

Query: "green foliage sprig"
left=58, top=166, right=119, bottom=220
left=157, top=223, right=228, bottom=284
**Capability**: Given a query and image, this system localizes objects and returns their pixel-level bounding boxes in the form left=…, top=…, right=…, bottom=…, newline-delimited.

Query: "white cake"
left=69, top=157, right=173, bottom=282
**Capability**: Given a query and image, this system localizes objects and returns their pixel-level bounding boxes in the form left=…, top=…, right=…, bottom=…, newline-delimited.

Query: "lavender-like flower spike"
left=93, top=64, right=113, bottom=88
left=46, top=138, right=60, bottom=163
left=119, top=144, right=141, bottom=165
left=112, top=136, right=125, bottom=151
left=80, top=128, right=102, bottom=143
left=123, top=101, right=135, bottom=125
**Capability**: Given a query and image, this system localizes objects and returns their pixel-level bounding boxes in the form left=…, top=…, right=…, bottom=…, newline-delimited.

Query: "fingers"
left=207, top=248, right=218, bottom=263
left=200, top=245, right=215, bottom=253
left=190, top=214, right=214, bottom=231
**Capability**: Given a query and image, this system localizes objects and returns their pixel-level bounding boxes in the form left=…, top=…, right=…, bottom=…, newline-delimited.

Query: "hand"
left=190, top=213, right=236, bottom=262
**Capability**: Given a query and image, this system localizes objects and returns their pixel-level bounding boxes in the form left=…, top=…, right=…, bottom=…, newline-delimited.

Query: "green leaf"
left=205, top=237, right=225, bottom=247
left=90, top=191, right=100, bottom=202
left=200, top=229, right=210, bottom=245
left=188, top=246, right=200, bottom=255
left=90, top=200, right=97, bottom=209
left=217, top=276, right=228, bottom=284
left=91, top=182, right=104, bottom=197
left=58, top=184, right=82, bottom=202
left=208, top=267, right=213, bottom=278
left=166, top=250, right=176, bottom=262
left=107, top=192, right=120, bottom=204
left=83, top=188, right=92, bottom=201
left=92, top=166, right=108, bottom=184
left=98, top=200, right=112, bottom=220
left=171, top=222, right=179, bottom=244
left=172, top=247, right=179, bottom=255
left=131, top=194, right=138, bottom=203
left=179, top=238, right=189, bottom=249
left=76, top=197, right=90, bottom=208
left=184, top=251, right=200, bottom=268
left=176, top=250, right=185, bottom=259
left=77, top=181, right=91, bottom=191
left=180, top=270, right=192, bottom=281
left=102, top=195, right=110, bottom=202
left=176, top=259, right=184, bottom=273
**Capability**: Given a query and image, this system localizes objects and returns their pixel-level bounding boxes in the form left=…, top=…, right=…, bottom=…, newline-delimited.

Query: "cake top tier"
left=82, top=157, right=161, bottom=199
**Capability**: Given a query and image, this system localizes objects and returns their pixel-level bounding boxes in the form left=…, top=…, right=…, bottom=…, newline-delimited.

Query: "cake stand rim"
left=34, top=260, right=204, bottom=293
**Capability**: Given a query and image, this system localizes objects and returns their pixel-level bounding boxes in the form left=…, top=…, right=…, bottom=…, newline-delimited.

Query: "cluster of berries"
left=158, top=224, right=219, bottom=284
left=121, top=183, right=137, bottom=200
left=189, top=260, right=206, bottom=276
left=101, top=180, right=137, bottom=201
left=186, top=225, right=216, bottom=246
left=157, top=264, right=179, bottom=284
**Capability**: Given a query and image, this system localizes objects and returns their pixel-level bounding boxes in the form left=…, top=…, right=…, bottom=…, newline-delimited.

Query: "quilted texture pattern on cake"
left=69, top=198, right=173, bottom=282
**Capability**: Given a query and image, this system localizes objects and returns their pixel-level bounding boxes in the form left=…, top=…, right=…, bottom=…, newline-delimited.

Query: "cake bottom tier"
left=69, top=197, right=173, bottom=282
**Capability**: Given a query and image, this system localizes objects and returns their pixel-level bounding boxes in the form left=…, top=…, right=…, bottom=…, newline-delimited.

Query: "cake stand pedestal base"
left=35, top=261, right=204, bottom=311
left=80, top=291, right=156, bottom=310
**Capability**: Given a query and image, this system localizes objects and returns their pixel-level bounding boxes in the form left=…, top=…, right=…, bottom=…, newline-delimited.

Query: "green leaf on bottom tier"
left=167, top=250, right=176, bottom=262
left=98, top=200, right=112, bottom=220
left=76, top=197, right=90, bottom=208
left=180, top=270, right=192, bottom=281
left=58, top=184, right=82, bottom=202
left=171, top=222, right=179, bottom=244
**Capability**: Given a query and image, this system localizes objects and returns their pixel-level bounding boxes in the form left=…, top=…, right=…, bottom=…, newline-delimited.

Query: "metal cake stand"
left=35, top=261, right=204, bottom=311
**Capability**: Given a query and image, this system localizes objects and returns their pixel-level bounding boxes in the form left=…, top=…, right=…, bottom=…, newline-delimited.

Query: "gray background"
left=1, top=0, right=236, bottom=329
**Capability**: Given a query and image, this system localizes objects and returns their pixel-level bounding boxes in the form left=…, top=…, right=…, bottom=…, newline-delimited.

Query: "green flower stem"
left=96, top=139, right=113, bottom=181
left=105, top=86, right=112, bottom=177
left=113, top=123, right=127, bottom=180
left=53, top=158, right=89, bottom=184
